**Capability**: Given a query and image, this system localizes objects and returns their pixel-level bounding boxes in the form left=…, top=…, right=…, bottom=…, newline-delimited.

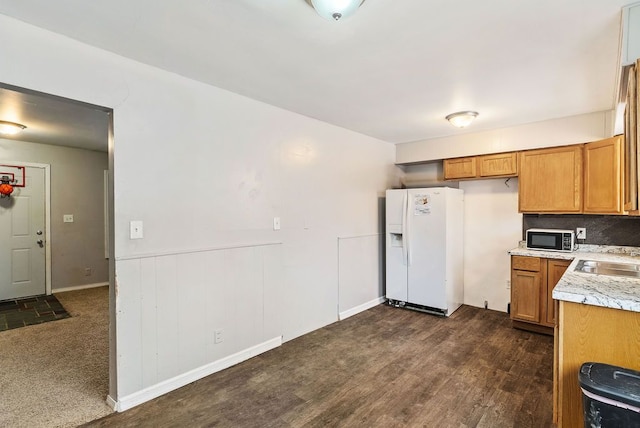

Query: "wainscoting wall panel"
left=338, top=234, right=385, bottom=320
left=115, top=243, right=283, bottom=403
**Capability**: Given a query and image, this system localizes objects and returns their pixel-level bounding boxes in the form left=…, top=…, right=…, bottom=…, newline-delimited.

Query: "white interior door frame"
left=4, top=161, right=52, bottom=295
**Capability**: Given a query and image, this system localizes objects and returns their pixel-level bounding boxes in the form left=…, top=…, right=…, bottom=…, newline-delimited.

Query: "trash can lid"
left=579, top=362, right=640, bottom=409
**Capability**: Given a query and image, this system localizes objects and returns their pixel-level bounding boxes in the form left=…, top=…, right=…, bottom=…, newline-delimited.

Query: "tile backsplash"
left=523, top=214, right=640, bottom=247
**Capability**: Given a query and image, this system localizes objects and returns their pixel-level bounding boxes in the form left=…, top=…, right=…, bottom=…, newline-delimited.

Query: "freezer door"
left=385, top=189, right=408, bottom=301
left=406, top=189, right=447, bottom=309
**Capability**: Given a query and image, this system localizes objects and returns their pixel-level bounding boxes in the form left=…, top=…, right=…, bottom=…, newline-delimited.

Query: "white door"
left=406, top=188, right=447, bottom=309
left=385, top=189, right=408, bottom=301
left=0, top=166, right=46, bottom=300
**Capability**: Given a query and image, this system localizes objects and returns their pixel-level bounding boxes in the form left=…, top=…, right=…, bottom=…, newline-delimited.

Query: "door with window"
left=0, top=166, right=46, bottom=300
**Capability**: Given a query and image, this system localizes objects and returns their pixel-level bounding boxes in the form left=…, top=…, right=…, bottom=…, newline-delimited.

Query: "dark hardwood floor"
left=84, top=304, right=554, bottom=427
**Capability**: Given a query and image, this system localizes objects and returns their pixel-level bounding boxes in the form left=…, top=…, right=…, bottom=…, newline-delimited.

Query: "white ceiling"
left=0, top=84, right=110, bottom=152
left=0, top=0, right=632, bottom=146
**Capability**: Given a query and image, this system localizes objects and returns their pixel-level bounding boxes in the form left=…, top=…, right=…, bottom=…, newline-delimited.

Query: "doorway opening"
left=0, top=82, right=116, bottom=425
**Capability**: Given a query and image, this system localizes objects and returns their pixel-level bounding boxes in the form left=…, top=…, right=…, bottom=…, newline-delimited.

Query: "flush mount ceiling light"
left=310, top=0, right=365, bottom=21
left=0, top=120, right=27, bottom=135
left=445, top=111, right=479, bottom=128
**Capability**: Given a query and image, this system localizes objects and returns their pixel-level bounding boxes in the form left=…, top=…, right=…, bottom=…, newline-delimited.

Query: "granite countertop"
left=508, top=244, right=640, bottom=313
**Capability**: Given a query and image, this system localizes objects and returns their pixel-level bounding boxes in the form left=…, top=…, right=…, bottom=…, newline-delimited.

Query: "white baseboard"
left=106, top=395, right=117, bottom=411
left=113, top=336, right=283, bottom=412
left=53, top=282, right=109, bottom=294
left=339, top=296, right=385, bottom=320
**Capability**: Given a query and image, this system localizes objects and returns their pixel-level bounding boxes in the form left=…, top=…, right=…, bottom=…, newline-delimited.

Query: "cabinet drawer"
left=512, top=256, right=541, bottom=272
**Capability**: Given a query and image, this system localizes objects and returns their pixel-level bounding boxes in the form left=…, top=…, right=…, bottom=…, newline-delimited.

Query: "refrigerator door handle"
left=402, top=192, right=408, bottom=265
left=405, top=191, right=412, bottom=266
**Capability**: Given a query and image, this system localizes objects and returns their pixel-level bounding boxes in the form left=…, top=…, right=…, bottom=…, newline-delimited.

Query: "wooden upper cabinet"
left=443, top=157, right=476, bottom=180
left=478, top=152, right=518, bottom=177
left=624, top=61, right=638, bottom=213
left=444, top=152, right=517, bottom=180
left=583, top=136, right=623, bottom=214
left=518, top=145, right=583, bottom=213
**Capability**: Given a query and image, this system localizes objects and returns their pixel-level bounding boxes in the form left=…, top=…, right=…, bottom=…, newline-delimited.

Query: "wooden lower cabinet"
left=510, top=255, right=570, bottom=334
left=546, top=259, right=570, bottom=325
left=555, top=301, right=640, bottom=427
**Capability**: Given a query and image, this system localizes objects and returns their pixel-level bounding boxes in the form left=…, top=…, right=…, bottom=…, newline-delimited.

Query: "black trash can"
left=579, top=362, right=640, bottom=428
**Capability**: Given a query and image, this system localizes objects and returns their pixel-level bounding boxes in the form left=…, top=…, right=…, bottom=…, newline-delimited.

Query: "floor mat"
left=0, top=294, right=71, bottom=332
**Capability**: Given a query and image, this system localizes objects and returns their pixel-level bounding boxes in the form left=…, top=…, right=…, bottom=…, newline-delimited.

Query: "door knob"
left=36, top=239, right=44, bottom=247
left=36, top=230, right=43, bottom=235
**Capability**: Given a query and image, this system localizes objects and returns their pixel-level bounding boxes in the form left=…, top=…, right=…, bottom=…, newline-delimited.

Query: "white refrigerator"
left=385, top=187, right=464, bottom=316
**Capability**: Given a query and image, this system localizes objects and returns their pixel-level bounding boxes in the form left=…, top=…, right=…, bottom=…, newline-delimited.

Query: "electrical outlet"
left=506, top=280, right=511, bottom=289
left=214, top=329, right=224, bottom=344
left=84, top=267, right=92, bottom=276
left=576, top=227, right=586, bottom=240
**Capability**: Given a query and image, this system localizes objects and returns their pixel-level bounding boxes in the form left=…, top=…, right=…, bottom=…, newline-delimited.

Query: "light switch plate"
left=63, top=214, right=74, bottom=223
left=130, top=220, right=144, bottom=239
left=273, top=217, right=281, bottom=231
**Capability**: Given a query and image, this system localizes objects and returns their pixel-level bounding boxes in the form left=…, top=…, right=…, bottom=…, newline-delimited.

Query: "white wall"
left=396, top=111, right=614, bottom=163
left=338, top=234, right=384, bottom=319
left=0, top=15, right=399, bottom=407
left=459, top=179, right=521, bottom=312
left=0, top=139, right=108, bottom=290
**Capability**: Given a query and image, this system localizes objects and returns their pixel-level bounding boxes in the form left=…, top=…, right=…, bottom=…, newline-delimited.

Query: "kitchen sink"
left=574, top=260, right=640, bottom=278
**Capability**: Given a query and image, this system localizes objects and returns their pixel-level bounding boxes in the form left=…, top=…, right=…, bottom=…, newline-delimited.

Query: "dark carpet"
left=0, top=294, right=70, bottom=331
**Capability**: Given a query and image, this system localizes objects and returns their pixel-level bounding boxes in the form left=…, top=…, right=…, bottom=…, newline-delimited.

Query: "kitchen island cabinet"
left=509, top=245, right=640, bottom=427
left=549, top=248, right=640, bottom=427
left=556, top=301, right=640, bottom=427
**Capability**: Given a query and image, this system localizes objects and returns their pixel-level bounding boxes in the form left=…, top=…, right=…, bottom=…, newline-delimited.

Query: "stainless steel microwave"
left=526, top=228, right=575, bottom=252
